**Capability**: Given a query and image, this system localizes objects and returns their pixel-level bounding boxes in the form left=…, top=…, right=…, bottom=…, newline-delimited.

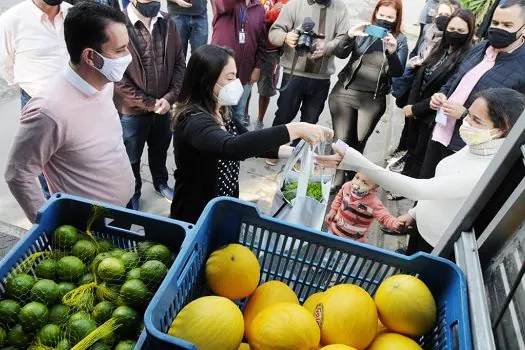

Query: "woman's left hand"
left=384, top=33, right=397, bottom=54
left=442, top=101, right=467, bottom=120
left=315, top=143, right=345, bottom=168
left=249, top=68, right=261, bottom=84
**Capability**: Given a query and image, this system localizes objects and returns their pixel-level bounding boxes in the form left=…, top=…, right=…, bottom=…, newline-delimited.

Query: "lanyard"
left=240, top=5, right=247, bottom=30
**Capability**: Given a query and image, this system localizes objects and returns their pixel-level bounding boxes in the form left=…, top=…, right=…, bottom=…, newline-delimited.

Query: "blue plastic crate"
left=0, top=193, right=192, bottom=350
left=145, top=197, right=473, bottom=350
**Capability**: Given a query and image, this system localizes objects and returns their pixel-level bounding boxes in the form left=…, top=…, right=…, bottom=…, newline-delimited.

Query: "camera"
left=295, top=17, right=325, bottom=56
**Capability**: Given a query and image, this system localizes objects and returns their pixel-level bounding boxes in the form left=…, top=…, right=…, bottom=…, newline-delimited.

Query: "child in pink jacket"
left=326, top=172, right=401, bottom=243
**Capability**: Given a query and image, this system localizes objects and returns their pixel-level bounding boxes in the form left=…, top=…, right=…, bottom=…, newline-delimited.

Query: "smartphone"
left=364, top=24, right=388, bottom=39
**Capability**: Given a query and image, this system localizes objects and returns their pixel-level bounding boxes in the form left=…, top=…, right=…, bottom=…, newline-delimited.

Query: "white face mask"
left=216, top=79, right=244, bottom=106
left=93, top=50, right=132, bottom=82
left=459, top=119, right=498, bottom=146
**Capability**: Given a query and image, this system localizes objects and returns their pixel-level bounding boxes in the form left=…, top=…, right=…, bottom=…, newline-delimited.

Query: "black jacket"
left=441, top=40, right=525, bottom=151
left=333, top=33, right=408, bottom=97
left=406, top=50, right=469, bottom=126
left=170, top=108, right=290, bottom=224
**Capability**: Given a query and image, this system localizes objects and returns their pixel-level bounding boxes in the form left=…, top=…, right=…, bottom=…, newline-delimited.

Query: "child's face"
left=351, top=173, right=378, bottom=197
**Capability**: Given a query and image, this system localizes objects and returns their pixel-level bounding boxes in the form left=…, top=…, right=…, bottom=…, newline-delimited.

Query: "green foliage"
left=461, top=0, right=496, bottom=25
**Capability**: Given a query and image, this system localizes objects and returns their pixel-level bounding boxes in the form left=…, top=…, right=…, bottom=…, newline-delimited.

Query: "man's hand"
left=384, top=33, right=397, bottom=54
left=284, top=31, right=299, bottom=48
left=168, top=0, right=192, bottom=8
left=325, top=210, right=336, bottom=224
left=430, top=92, right=447, bottom=110
left=403, top=105, right=414, bottom=118
left=249, top=68, right=261, bottom=84
left=155, top=98, right=171, bottom=115
left=442, top=101, right=467, bottom=120
left=397, top=214, right=415, bottom=228
left=311, top=40, right=326, bottom=60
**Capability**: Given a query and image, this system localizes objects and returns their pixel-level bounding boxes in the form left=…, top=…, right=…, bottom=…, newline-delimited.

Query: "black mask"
left=134, top=1, right=161, bottom=18
left=376, top=19, right=395, bottom=31
left=445, top=30, right=469, bottom=46
left=42, top=0, right=63, bottom=5
left=435, top=15, right=449, bottom=32
left=488, top=26, right=524, bottom=49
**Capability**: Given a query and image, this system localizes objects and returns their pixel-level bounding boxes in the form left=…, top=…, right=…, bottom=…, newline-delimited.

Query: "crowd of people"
left=0, top=0, right=524, bottom=255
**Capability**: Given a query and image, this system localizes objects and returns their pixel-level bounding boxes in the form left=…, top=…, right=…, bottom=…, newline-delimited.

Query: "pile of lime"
left=0, top=224, right=174, bottom=349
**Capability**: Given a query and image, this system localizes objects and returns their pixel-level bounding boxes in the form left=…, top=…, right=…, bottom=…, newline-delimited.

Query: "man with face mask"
left=4, top=2, right=135, bottom=223
left=113, top=0, right=185, bottom=210
left=426, top=0, right=525, bottom=178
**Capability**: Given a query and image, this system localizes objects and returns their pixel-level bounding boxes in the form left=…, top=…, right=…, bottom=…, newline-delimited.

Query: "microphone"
left=301, top=17, right=315, bottom=32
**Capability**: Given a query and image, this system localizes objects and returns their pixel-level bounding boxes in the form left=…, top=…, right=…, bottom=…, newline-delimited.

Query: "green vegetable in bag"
left=283, top=181, right=323, bottom=202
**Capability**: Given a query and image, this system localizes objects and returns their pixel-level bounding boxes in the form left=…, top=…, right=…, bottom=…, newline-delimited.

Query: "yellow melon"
left=367, top=333, right=422, bottom=350
left=317, top=284, right=377, bottom=349
left=238, top=343, right=251, bottom=350
left=168, top=296, right=244, bottom=350
left=303, top=291, right=324, bottom=314
left=374, top=275, right=437, bottom=337
left=244, top=280, right=299, bottom=340
left=320, top=345, right=358, bottom=350
left=206, top=244, right=260, bottom=300
left=249, top=302, right=320, bottom=350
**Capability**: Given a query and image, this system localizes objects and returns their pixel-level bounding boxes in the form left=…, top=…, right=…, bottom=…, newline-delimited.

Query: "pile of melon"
left=166, top=244, right=438, bottom=350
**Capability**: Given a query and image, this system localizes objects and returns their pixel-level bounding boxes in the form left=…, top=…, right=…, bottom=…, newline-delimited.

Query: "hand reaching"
left=325, top=210, right=336, bottom=224
left=315, top=143, right=345, bottom=168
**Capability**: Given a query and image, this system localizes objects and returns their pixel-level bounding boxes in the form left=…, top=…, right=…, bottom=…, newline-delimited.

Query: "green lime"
left=56, top=338, right=70, bottom=350
left=0, top=300, right=20, bottom=325
left=119, top=279, right=149, bottom=307
left=97, top=258, right=126, bottom=283
left=91, top=252, right=112, bottom=272
left=19, top=302, right=49, bottom=329
left=109, top=249, right=125, bottom=258
left=0, top=326, right=6, bottom=347
left=57, top=282, right=77, bottom=300
left=6, top=273, right=35, bottom=301
left=126, top=268, right=141, bottom=281
left=111, top=306, right=138, bottom=328
left=6, top=324, right=31, bottom=348
left=92, top=301, right=116, bottom=325
left=140, top=260, right=167, bottom=286
left=137, top=241, right=154, bottom=259
left=96, top=239, right=114, bottom=253
left=145, top=244, right=171, bottom=265
left=57, top=256, right=85, bottom=282
left=69, top=311, right=94, bottom=323
left=95, top=282, right=120, bottom=302
left=53, top=225, right=79, bottom=250
left=67, top=318, right=97, bottom=344
left=115, top=340, right=136, bottom=350
left=35, top=258, right=57, bottom=280
left=72, top=239, right=98, bottom=264
left=48, top=304, right=69, bottom=325
left=31, top=279, right=59, bottom=305
left=120, top=252, right=140, bottom=271
left=79, top=272, right=95, bottom=285
left=91, top=342, right=111, bottom=350
left=37, top=324, right=61, bottom=347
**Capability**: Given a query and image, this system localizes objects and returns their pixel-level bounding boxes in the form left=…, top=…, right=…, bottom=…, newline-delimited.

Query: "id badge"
left=239, top=30, right=246, bottom=44
left=436, top=107, right=447, bottom=126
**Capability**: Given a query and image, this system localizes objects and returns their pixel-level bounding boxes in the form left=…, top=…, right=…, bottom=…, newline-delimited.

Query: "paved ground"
left=0, top=0, right=423, bottom=251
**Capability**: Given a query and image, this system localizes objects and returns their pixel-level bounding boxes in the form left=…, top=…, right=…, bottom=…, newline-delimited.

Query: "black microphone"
left=301, top=17, right=316, bottom=32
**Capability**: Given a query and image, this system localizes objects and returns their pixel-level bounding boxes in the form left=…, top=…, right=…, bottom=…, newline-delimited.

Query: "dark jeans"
left=420, top=139, right=454, bottom=179
left=171, top=12, right=208, bottom=57
left=403, top=119, right=433, bottom=178
left=21, top=89, right=51, bottom=199
left=272, top=73, right=330, bottom=127
left=405, top=224, right=433, bottom=255
left=121, top=112, right=172, bottom=199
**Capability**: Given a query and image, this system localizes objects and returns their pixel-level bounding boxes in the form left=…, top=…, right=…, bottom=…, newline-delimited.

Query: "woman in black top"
left=328, top=0, right=408, bottom=190
left=400, top=9, right=474, bottom=179
left=170, top=45, right=333, bottom=223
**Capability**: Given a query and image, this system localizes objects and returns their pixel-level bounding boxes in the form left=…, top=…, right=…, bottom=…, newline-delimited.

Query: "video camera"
left=295, top=17, right=326, bottom=56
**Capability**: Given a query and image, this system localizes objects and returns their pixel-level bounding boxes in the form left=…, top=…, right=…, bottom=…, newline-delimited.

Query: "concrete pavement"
left=0, top=0, right=423, bottom=251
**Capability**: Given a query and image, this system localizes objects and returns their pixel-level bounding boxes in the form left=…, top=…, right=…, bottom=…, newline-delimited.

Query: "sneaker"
left=255, top=120, right=264, bottom=130
left=390, top=159, right=405, bottom=173
left=130, top=196, right=140, bottom=211
left=154, top=184, right=174, bottom=202
left=387, top=149, right=407, bottom=162
left=265, top=158, right=278, bottom=166
left=381, top=226, right=408, bottom=235
left=387, top=192, right=405, bottom=201
left=242, top=115, right=251, bottom=127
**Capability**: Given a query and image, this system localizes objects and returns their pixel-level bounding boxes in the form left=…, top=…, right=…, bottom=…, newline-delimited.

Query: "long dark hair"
left=474, top=88, right=525, bottom=136
left=422, top=9, right=475, bottom=68
left=172, top=45, right=234, bottom=128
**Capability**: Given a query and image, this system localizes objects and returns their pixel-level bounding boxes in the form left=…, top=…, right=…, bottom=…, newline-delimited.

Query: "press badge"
left=239, top=29, right=246, bottom=44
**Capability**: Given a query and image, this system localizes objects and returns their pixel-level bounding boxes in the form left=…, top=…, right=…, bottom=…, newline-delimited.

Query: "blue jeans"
left=171, top=12, right=208, bottom=57
left=120, top=112, right=172, bottom=199
left=232, top=84, right=253, bottom=121
left=20, top=89, right=51, bottom=199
